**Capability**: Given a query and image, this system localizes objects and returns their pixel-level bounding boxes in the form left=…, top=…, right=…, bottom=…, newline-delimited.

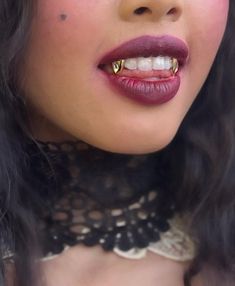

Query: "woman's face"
left=21, top=0, right=229, bottom=154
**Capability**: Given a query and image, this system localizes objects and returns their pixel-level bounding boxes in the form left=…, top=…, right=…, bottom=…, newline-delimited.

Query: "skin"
left=20, top=0, right=229, bottom=285
left=21, top=0, right=229, bottom=155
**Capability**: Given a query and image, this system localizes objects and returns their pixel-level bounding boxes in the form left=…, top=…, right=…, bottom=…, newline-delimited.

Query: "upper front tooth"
left=137, top=57, right=153, bottom=71
left=124, top=58, right=138, bottom=70
left=122, top=56, right=175, bottom=72
left=153, top=56, right=166, bottom=70
left=164, top=58, right=172, bottom=70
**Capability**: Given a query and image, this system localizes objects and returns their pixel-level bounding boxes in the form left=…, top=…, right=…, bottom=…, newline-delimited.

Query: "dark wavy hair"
left=0, top=1, right=235, bottom=286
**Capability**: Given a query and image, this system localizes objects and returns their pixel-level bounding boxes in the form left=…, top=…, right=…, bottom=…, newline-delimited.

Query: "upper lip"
left=98, top=35, right=189, bottom=68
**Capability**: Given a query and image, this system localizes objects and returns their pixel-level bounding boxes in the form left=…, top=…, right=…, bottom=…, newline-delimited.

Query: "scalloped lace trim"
left=39, top=214, right=195, bottom=262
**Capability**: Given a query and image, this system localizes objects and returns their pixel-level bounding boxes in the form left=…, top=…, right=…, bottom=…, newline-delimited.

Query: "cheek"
left=30, top=0, right=105, bottom=68
left=173, top=0, right=229, bottom=122
left=189, top=0, right=229, bottom=51
left=184, top=0, right=229, bottom=96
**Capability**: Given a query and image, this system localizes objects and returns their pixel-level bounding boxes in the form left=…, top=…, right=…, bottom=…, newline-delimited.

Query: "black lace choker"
left=29, top=139, right=177, bottom=260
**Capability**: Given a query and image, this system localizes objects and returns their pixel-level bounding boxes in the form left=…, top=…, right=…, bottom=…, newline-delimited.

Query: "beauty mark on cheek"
left=59, top=13, right=68, bottom=21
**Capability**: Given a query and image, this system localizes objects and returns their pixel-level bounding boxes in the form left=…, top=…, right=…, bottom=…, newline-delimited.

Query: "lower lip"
left=101, top=71, right=181, bottom=105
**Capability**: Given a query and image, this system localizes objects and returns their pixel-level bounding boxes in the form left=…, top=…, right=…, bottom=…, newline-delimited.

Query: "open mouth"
left=97, top=35, right=189, bottom=105
left=98, top=55, right=179, bottom=81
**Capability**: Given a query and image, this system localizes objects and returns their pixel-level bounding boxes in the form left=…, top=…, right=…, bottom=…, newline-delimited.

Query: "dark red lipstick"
left=98, top=35, right=189, bottom=105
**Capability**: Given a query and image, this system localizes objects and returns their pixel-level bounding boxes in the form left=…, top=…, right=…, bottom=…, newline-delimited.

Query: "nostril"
left=167, top=8, right=177, bottom=15
left=134, top=7, right=152, bottom=15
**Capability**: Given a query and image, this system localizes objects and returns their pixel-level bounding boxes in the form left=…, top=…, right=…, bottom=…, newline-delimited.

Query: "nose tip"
left=119, top=0, right=182, bottom=22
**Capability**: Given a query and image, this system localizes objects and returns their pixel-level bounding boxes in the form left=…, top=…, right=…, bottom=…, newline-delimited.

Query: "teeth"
left=165, top=58, right=173, bottom=70
left=152, top=56, right=166, bottom=70
left=111, top=56, right=179, bottom=74
left=137, top=57, right=153, bottom=71
left=153, top=56, right=173, bottom=70
left=124, top=58, right=138, bottom=70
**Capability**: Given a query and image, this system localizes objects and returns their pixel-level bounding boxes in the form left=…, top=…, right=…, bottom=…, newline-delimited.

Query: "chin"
left=83, top=130, right=178, bottom=155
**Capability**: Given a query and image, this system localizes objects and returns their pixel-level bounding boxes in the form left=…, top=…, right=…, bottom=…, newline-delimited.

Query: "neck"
left=28, top=139, right=176, bottom=259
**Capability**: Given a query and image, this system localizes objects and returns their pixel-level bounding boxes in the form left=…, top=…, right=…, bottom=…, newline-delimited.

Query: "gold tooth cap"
left=112, top=60, right=125, bottom=74
left=172, top=58, right=179, bottom=74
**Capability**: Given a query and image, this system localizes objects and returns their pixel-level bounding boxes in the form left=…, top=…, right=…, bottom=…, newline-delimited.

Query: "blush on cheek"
left=210, top=6, right=229, bottom=52
left=212, top=0, right=229, bottom=33
left=195, top=0, right=229, bottom=55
